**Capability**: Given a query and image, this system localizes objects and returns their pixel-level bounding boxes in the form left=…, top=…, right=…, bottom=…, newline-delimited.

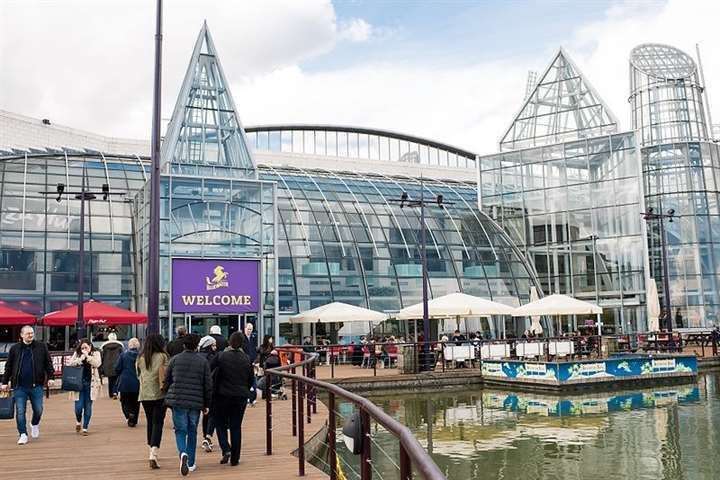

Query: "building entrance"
left=185, top=313, right=258, bottom=342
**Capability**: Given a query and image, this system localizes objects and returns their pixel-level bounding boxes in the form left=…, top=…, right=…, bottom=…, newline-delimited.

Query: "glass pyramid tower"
left=161, top=22, right=256, bottom=178
left=499, top=48, right=619, bottom=151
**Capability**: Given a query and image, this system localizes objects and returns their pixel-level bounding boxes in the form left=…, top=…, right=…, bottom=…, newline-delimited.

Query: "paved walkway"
left=0, top=392, right=326, bottom=480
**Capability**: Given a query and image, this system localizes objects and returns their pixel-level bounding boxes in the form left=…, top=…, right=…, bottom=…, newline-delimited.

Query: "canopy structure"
left=42, top=300, right=147, bottom=327
left=397, top=292, right=517, bottom=320
left=0, top=304, right=37, bottom=326
left=288, top=302, right=388, bottom=325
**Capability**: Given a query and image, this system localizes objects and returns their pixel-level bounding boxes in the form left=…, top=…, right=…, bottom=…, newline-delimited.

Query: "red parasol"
left=42, top=300, right=147, bottom=327
left=0, top=304, right=37, bottom=326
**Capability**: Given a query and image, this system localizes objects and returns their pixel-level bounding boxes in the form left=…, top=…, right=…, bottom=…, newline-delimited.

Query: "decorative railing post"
left=329, top=392, right=337, bottom=480
left=361, top=409, right=372, bottom=480
left=297, top=377, right=305, bottom=476
left=265, top=371, right=272, bottom=455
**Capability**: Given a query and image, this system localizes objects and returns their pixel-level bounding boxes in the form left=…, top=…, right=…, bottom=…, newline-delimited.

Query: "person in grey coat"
left=164, top=334, right=212, bottom=476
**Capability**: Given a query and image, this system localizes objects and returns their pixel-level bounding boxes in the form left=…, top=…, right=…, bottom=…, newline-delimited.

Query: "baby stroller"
left=258, top=370, right=287, bottom=400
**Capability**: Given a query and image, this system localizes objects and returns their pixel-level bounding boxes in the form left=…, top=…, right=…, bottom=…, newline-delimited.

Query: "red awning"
left=42, top=300, right=147, bottom=327
left=0, top=304, right=37, bottom=326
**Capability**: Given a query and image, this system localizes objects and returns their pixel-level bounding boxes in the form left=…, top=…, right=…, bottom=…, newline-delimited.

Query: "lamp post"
left=147, top=0, right=164, bottom=334
left=42, top=169, right=125, bottom=337
left=395, top=178, right=449, bottom=371
left=642, top=207, right=676, bottom=331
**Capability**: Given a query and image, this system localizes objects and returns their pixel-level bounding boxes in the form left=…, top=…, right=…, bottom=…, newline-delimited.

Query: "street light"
left=641, top=207, right=676, bottom=331
left=41, top=170, right=125, bottom=338
left=392, top=178, right=450, bottom=371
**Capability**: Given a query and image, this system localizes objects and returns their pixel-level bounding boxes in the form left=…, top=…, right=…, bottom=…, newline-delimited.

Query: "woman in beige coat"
left=68, top=338, right=102, bottom=435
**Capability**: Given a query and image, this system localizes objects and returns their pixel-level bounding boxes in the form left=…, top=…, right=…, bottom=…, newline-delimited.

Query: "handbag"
left=61, top=365, right=84, bottom=392
left=0, top=391, right=14, bottom=420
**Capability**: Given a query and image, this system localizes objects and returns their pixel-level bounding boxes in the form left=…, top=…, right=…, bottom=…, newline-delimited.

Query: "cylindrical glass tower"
left=630, top=43, right=710, bottom=146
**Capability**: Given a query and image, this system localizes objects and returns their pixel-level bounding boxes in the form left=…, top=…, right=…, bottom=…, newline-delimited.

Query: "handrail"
left=267, top=348, right=446, bottom=480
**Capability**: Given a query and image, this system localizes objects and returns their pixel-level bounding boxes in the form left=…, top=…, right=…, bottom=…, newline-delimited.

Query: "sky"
left=1, top=0, right=719, bottom=155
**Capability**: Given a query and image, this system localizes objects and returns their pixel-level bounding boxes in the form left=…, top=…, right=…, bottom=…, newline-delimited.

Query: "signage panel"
left=171, top=258, right=260, bottom=314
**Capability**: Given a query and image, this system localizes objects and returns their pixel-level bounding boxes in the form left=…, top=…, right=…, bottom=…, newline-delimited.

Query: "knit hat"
left=199, top=335, right=216, bottom=350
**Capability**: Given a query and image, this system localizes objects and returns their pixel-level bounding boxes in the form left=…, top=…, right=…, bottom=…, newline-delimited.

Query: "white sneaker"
left=17, top=434, right=28, bottom=445
left=31, top=425, right=39, bottom=439
left=188, top=464, right=197, bottom=472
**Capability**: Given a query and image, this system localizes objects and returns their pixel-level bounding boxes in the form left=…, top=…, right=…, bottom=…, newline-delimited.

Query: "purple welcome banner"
left=171, top=258, right=260, bottom=314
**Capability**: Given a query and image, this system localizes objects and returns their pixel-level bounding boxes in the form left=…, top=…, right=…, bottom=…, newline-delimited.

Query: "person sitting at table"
left=451, top=330, right=466, bottom=346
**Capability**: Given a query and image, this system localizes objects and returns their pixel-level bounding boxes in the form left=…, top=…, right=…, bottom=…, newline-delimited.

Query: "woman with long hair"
left=68, top=338, right=102, bottom=435
left=258, top=335, right=274, bottom=368
left=136, top=333, right=169, bottom=469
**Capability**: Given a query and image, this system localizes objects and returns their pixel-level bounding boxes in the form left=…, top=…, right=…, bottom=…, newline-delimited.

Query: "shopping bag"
left=61, top=365, right=84, bottom=392
left=0, top=391, right=14, bottom=420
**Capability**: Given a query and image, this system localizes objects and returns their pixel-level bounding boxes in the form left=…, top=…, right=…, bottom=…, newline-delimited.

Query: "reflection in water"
left=333, top=373, right=720, bottom=480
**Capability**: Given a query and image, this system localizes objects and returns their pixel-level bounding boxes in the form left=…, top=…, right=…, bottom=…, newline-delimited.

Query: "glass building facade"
left=3, top=36, right=720, bottom=341
left=479, top=132, right=647, bottom=332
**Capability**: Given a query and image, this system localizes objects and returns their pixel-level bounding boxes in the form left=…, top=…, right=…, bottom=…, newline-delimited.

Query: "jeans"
left=74, top=384, right=93, bottom=429
left=14, top=385, right=44, bottom=435
left=215, top=397, right=247, bottom=465
left=107, top=376, right=119, bottom=397
left=120, top=391, right=140, bottom=425
left=172, top=407, right=200, bottom=467
left=141, top=400, right=166, bottom=448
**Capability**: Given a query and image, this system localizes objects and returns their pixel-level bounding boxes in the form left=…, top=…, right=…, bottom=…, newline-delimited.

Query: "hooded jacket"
left=101, top=341, right=124, bottom=376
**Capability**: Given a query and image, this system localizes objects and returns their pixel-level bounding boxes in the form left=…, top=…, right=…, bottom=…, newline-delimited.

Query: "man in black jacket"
left=164, top=334, right=212, bottom=476
left=210, top=331, right=254, bottom=466
left=166, top=325, right=188, bottom=358
left=1, top=325, right=55, bottom=445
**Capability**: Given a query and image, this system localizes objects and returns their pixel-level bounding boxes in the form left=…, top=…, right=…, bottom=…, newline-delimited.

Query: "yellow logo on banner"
left=205, top=265, right=229, bottom=291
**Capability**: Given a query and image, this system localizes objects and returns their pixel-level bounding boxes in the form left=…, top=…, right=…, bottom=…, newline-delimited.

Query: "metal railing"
left=282, top=332, right=720, bottom=378
left=264, top=348, right=446, bottom=480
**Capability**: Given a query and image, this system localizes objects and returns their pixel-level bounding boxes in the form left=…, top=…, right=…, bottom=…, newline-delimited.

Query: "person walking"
left=167, top=326, right=188, bottom=358
left=209, top=325, right=228, bottom=351
left=102, top=332, right=124, bottom=399
left=0, top=325, right=55, bottom=445
left=137, top=333, right=169, bottom=469
left=242, top=323, right=257, bottom=363
left=115, top=337, right=140, bottom=427
left=210, top=332, right=254, bottom=466
left=198, top=335, right=218, bottom=453
left=164, top=334, right=212, bottom=476
left=69, top=338, right=102, bottom=435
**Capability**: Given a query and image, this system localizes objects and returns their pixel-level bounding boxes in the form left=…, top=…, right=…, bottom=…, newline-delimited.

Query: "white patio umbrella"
left=513, top=294, right=603, bottom=335
left=647, top=278, right=661, bottom=332
left=289, top=302, right=388, bottom=324
left=397, top=292, right=517, bottom=319
left=289, top=302, right=388, bottom=344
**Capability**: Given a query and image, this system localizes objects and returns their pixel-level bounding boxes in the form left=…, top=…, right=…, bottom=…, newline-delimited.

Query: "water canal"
left=331, top=372, right=720, bottom=480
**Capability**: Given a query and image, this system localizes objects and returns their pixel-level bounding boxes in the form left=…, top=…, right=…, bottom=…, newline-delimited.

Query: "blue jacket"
left=114, top=349, right=140, bottom=393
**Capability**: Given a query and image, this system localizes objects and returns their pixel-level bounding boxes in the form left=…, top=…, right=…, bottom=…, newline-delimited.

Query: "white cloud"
left=338, top=18, right=373, bottom=43
left=1, top=0, right=718, bottom=155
